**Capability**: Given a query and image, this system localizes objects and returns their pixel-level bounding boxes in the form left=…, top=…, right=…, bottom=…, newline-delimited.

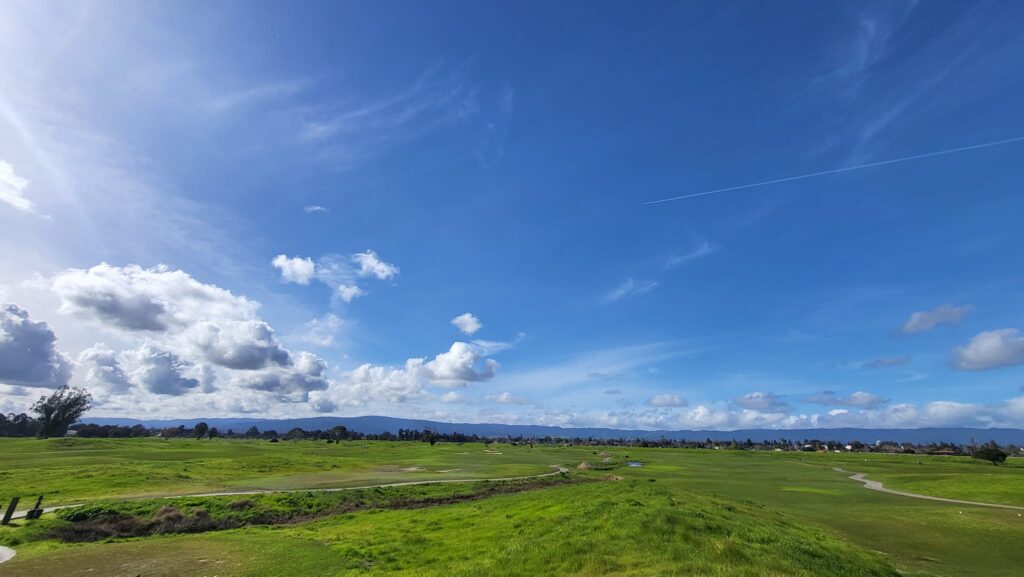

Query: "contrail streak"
left=644, top=135, right=1024, bottom=205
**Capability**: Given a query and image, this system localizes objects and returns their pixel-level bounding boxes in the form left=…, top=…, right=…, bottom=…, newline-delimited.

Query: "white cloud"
left=424, top=342, right=499, bottom=386
left=440, top=391, right=466, bottom=404
left=804, top=390, right=888, bottom=409
left=950, top=328, right=1024, bottom=371
left=902, top=304, right=972, bottom=333
left=291, top=251, right=399, bottom=303
left=297, top=66, right=480, bottom=171
left=647, top=393, right=686, bottom=407
left=337, top=284, right=366, bottom=303
left=451, top=312, right=482, bottom=335
left=352, top=250, right=399, bottom=280
left=184, top=320, right=291, bottom=370
left=123, top=344, right=201, bottom=396
left=272, top=254, right=316, bottom=285
left=300, top=313, right=343, bottom=347
left=303, top=205, right=328, bottom=213
left=310, top=339, right=508, bottom=410
left=52, top=263, right=258, bottom=332
left=48, top=263, right=327, bottom=403
left=486, top=391, right=532, bottom=405
left=603, top=278, right=659, bottom=304
left=0, top=161, right=36, bottom=213
left=77, top=343, right=132, bottom=394
left=663, top=237, right=718, bottom=269
left=733, top=391, right=789, bottom=412
left=0, top=303, right=72, bottom=388
left=232, top=351, right=328, bottom=401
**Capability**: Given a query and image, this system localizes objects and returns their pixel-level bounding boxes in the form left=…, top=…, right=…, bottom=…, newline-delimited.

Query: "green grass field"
left=1, top=439, right=1022, bottom=576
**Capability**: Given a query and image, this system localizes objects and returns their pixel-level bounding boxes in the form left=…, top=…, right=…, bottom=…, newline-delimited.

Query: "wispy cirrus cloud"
left=861, top=355, right=910, bottom=369
left=298, top=66, right=480, bottom=170
left=663, top=237, right=718, bottom=269
left=902, top=304, right=972, bottom=333
left=603, top=278, right=659, bottom=304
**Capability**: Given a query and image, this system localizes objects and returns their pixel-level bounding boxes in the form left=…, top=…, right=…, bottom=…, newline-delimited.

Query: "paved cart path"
left=834, top=467, right=1024, bottom=511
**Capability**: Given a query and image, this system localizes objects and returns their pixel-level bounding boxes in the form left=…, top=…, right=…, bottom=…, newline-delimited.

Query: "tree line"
left=0, top=386, right=1015, bottom=465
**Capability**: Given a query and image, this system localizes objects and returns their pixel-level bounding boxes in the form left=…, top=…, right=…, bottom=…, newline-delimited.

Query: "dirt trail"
left=834, top=467, right=1024, bottom=511
left=0, top=465, right=570, bottom=565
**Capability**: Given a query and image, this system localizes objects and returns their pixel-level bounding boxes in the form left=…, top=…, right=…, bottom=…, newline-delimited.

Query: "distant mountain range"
left=81, top=415, right=1024, bottom=445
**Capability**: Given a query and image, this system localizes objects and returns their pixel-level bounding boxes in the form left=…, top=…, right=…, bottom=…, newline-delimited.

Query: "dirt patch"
left=400, top=467, right=425, bottom=472
left=577, top=461, right=592, bottom=470
left=436, top=469, right=461, bottom=473
left=483, top=450, right=503, bottom=455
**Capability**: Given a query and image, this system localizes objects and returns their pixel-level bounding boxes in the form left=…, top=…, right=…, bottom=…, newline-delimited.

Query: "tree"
left=208, top=427, right=219, bottom=440
left=194, top=421, right=209, bottom=439
left=245, top=426, right=260, bottom=438
left=973, top=445, right=1008, bottom=465
left=31, top=387, right=92, bottom=438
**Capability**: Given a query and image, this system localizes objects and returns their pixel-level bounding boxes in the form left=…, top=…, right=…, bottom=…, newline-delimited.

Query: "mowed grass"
left=789, top=451, right=1024, bottom=506
left=0, top=437, right=571, bottom=505
left=1, top=440, right=1023, bottom=576
left=616, top=448, right=1024, bottom=577
left=1, top=480, right=900, bottom=577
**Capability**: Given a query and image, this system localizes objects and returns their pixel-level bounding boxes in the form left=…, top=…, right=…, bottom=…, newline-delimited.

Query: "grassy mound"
left=0, top=479, right=899, bottom=577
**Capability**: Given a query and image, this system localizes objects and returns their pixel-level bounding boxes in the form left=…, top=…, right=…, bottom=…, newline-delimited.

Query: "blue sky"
left=1, top=0, right=1023, bottom=429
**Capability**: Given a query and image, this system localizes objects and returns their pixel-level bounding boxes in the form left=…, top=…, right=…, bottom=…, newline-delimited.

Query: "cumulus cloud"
left=647, top=393, right=686, bottom=407
left=950, top=328, right=1024, bottom=371
left=733, top=391, right=789, bottom=412
left=861, top=355, right=910, bottom=369
left=233, top=351, right=328, bottom=401
left=604, top=278, right=659, bottom=304
left=336, top=284, right=366, bottom=303
left=0, top=160, right=37, bottom=213
left=185, top=320, right=291, bottom=370
left=451, top=313, right=482, bottom=335
left=309, top=339, right=508, bottom=410
left=297, top=251, right=399, bottom=303
left=52, top=263, right=258, bottom=332
left=353, top=250, right=399, bottom=280
left=272, top=254, right=316, bottom=285
left=77, top=343, right=132, bottom=394
left=123, top=344, right=201, bottom=396
left=424, top=342, right=499, bottom=385
left=0, top=303, right=72, bottom=388
left=902, top=304, right=972, bottom=333
left=804, top=390, right=888, bottom=409
left=329, top=359, right=431, bottom=406
left=48, top=263, right=331, bottom=403
left=303, top=205, right=328, bottom=213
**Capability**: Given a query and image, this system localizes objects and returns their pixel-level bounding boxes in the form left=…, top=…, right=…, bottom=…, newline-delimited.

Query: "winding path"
left=0, top=464, right=570, bottom=565
left=834, top=467, right=1024, bottom=511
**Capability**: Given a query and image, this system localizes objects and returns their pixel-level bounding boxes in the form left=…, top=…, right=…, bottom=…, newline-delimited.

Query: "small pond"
left=626, top=461, right=644, bottom=467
